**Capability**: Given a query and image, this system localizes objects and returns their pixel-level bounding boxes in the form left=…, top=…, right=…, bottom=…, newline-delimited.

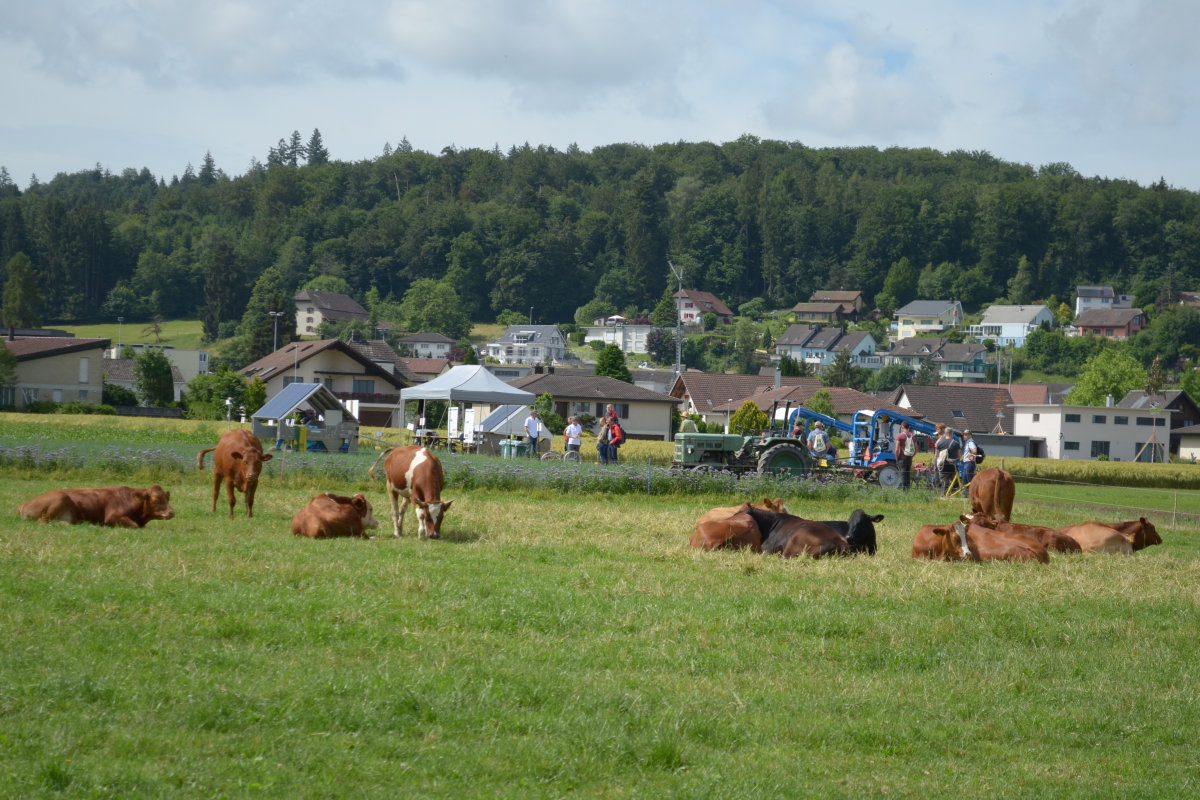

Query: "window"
left=22, top=388, right=38, bottom=404
left=307, top=307, right=314, bottom=313
left=1092, top=415, right=1106, bottom=424
left=306, top=317, right=313, bottom=323
left=1064, top=441, right=1080, bottom=451
left=1136, top=417, right=1153, bottom=426
left=921, top=319, right=933, bottom=325
left=52, top=389, right=63, bottom=403
left=1105, top=329, right=1114, bottom=336
left=0, top=387, right=12, bottom=406
left=1065, top=414, right=1081, bottom=423
left=283, top=376, right=304, bottom=387
left=436, top=344, right=445, bottom=350
left=1091, top=441, right=1110, bottom=458
left=78, top=390, right=88, bottom=401
left=79, top=357, right=89, bottom=383
left=352, top=380, right=375, bottom=394
left=532, top=348, right=540, bottom=357
left=1114, top=416, right=1128, bottom=425
left=951, top=410, right=965, bottom=418
left=306, top=326, right=313, bottom=332
left=1032, top=413, right=1040, bottom=422
left=324, top=378, right=333, bottom=390
left=199, top=353, right=208, bottom=362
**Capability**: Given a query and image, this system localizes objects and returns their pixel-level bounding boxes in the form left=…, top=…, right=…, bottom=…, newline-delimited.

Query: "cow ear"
left=352, top=497, right=366, bottom=514
left=872, top=514, right=884, bottom=522
left=165, top=491, right=171, bottom=501
left=131, top=490, right=146, bottom=502
left=442, top=500, right=453, bottom=511
left=261, top=453, right=273, bottom=462
left=414, top=500, right=428, bottom=508
left=231, top=452, right=243, bottom=460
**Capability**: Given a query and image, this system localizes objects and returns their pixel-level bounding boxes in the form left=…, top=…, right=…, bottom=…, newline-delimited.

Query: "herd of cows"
left=14, top=431, right=1164, bottom=561
left=688, top=467, right=1163, bottom=561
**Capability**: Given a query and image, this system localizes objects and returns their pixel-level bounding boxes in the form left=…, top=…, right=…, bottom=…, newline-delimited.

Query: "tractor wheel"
left=876, top=464, right=902, bottom=489
left=757, top=443, right=811, bottom=477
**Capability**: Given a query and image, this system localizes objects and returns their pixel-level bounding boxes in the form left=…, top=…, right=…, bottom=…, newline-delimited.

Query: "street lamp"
left=268, top=311, right=284, bottom=351
left=529, top=306, right=534, bottom=325
left=117, top=317, right=124, bottom=356
left=225, top=397, right=233, bottom=431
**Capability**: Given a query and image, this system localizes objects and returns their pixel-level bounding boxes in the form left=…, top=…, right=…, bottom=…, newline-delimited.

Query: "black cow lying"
left=819, top=509, right=883, bottom=555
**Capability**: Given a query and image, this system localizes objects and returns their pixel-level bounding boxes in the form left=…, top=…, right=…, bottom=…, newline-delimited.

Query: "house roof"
left=670, top=372, right=821, bottom=410
left=790, top=302, right=844, bottom=314
left=1076, top=285, right=1115, bottom=298
left=399, top=331, right=456, bottom=344
left=979, top=305, right=1050, bottom=324
left=294, top=290, right=370, bottom=322
left=493, top=325, right=565, bottom=344
left=776, top=324, right=819, bottom=346
left=886, top=337, right=984, bottom=362
left=1008, top=384, right=1052, bottom=405
left=1181, top=292, right=1200, bottom=307
left=711, top=384, right=918, bottom=417
left=1117, top=389, right=1191, bottom=411
left=399, top=357, right=453, bottom=376
left=101, top=359, right=185, bottom=384
left=241, top=338, right=406, bottom=388
left=1075, top=307, right=1143, bottom=327
left=809, top=290, right=862, bottom=303
left=3, top=336, right=109, bottom=361
left=675, top=289, right=733, bottom=317
left=931, top=343, right=988, bottom=363
left=829, top=331, right=873, bottom=353
left=511, top=373, right=679, bottom=403
left=895, top=300, right=960, bottom=316
left=887, top=384, right=1013, bottom=434
left=347, top=339, right=424, bottom=383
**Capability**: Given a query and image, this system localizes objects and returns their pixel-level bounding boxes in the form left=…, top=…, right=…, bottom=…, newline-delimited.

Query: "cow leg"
left=211, top=469, right=222, bottom=512
left=387, top=481, right=403, bottom=538
left=244, top=482, right=257, bottom=518
left=225, top=476, right=238, bottom=519
left=105, top=513, right=141, bottom=529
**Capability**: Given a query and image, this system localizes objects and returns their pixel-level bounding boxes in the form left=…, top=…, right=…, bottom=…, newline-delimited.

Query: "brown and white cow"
left=962, top=513, right=1082, bottom=554
left=197, top=429, right=272, bottom=518
left=694, top=497, right=789, bottom=528
left=17, top=485, right=175, bottom=528
left=291, top=493, right=380, bottom=539
left=372, top=446, right=453, bottom=539
left=688, top=507, right=762, bottom=552
left=968, top=467, right=1016, bottom=522
left=914, top=521, right=1048, bottom=563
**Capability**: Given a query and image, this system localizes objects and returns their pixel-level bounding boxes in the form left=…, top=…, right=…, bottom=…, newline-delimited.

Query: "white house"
left=967, top=305, right=1055, bottom=347
left=398, top=331, right=456, bottom=358
left=674, top=290, right=733, bottom=327
left=1012, top=403, right=1173, bottom=461
left=486, top=325, right=569, bottom=365
left=1074, top=286, right=1134, bottom=317
left=294, top=290, right=369, bottom=336
left=105, top=344, right=209, bottom=383
left=892, top=300, right=963, bottom=340
left=584, top=320, right=660, bottom=355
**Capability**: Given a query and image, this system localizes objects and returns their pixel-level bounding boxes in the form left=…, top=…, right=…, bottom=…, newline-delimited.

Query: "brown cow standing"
left=915, top=521, right=1048, bottom=563
left=371, top=446, right=453, bottom=539
left=962, top=513, right=1082, bottom=554
left=688, top=507, right=762, bottom=552
left=17, top=485, right=175, bottom=528
left=1057, top=522, right=1133, bottom=554
left=969, top=468, right=1015, bottom=522
left=291, top=493, right=380, bottom=539
left=694, top=497, right=789, bottom=528
left=197, top=429, right=272, bottom=518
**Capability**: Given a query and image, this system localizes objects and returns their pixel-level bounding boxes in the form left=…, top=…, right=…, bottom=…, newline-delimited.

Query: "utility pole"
left=529, top=306, right=534, bottom=325
left=668, top=260, right=683, bottom=378
left=269, top=311, right=283, bottom=351
left=117, top=317, right=124, bottom=355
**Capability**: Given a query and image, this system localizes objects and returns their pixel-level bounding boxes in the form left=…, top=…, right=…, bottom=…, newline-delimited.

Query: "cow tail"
left=197, top=447, right=216, bottom=470
left=368, top=447, right=398, bottom=482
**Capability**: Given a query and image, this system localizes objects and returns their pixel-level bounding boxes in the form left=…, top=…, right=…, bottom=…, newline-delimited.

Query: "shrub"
left=56, top=401, right=116, bottom=416
left=102, top=383, right=139, bottom=406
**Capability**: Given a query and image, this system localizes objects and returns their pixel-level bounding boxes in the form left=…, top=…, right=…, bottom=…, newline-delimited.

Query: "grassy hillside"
left=55, top=319, right=219, bottom=352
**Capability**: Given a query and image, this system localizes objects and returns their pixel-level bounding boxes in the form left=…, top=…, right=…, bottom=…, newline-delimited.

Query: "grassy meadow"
left=54, top=319, right=218, bottom=352
left=3, top=413, right=1200, bottom=796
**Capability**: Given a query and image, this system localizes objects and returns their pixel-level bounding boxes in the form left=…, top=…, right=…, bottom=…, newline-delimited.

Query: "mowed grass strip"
left=1, top=477, right=1199, bottom=797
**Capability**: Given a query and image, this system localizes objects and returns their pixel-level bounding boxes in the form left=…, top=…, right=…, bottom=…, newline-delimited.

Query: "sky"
left=2, top=0, right=1199, bottom=189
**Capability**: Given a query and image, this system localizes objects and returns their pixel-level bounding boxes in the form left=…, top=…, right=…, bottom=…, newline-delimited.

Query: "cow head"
left=1135, top=517, right=1163, bottom=549
left=931, top=522, right=978, bottom=561
left=350, top=494, right=380, bottom=530
left=415, top=499, right=453, bottom=538
left=762, top=497, right=791, bottom=515
left=961, top=512, right=997, bottom=529
left=134, top=485, right=175, bottom=521
left=846, top=509, right=883, bottom=555
left=230, top=449, right=272, bottom=489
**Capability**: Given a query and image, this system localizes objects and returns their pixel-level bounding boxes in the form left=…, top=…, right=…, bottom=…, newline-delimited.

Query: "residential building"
left=1117, top=389, right=1200, bottom=456
left=1012, top=403, right=1172, bottom=461
left=241, top=339, right=407, bottom=427
left=104, top=344, right=210, bottom=382
left=1, top=336, right=109, bottom=407
left=485, top=325, right=569, bottom=364
left=883, top=338, right=989, bottom=383
left=346, top=337, right=423, bottom=385
left=967, top=305, right=1055, bottom=346
left=790, top=302, right=848, bottom=324
left=398, top=358, right=454, bottom=383
left=294, top=290, right=369, bottom=336
left=399, top=331, right=456, bottom=358
left=101, top=359, right=187, bottom=402
left=583, top=320, right=660, bottom=355
left=483, top=364, right=534, bottom=382
left=669, top=372, right=820, bottom=423
left=773, top=324, right=880, bottom=371
left=809, top=290, right=865, bottom=319
left=1073, top=285, right=1134, bottom=316
left=1181, top=292, right=1200, bottom=309
left=888, top=384, right=1014, bottom=435
left=630, top=368, right=676, bottom=395
left=892, top=300, right=963, bottom=339
left=1073, top=307, right=1145, bottom=340
left=508, top=373, right=680, bottom=441
left=675, top=289, right=734, bottom=326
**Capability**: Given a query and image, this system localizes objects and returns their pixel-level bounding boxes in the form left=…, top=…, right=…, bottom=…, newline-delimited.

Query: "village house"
left=294, top=290, right=370, bottom=336
left=1, top=336, right=109, bottom=407
left=883, top=338, right=989, bottom=383
left=398, top=331, right=456, bottom=358
left=808, top=290, right=865, bottom=320
left=101, top=359, right=187, bottom=403
left=891, top=300, right=963, bottom=340
left=506, top=372, right=680, bottom=441
left=674, top=289, right=733, bottom=327
left=967, top=305, right=1055, bottom=347
left=1012, top=402, right=1172, bottom=461
left=485, top=325, right=569, bottom=365
left=1074, top=285, right=1133, bottom=316
left=1072, top=307, right=1145, bottom=340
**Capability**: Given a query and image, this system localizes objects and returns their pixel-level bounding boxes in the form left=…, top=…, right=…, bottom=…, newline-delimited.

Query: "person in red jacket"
left=608, top=416, right=625, bottom=463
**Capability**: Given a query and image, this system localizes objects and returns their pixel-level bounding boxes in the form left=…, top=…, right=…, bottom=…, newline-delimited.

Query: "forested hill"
left=2, top=134, right=1199, bottom=332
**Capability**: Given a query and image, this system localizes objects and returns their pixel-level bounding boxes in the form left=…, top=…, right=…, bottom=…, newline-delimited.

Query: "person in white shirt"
left=524, top=409, right=540, bottom=457
left=564, top=415, right=582, bottom=455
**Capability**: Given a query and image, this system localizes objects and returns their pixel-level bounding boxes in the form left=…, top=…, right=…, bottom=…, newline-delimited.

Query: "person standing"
left=961, top=430, right=978, bottom=486
left=895, top=420, right=915, bottom=490
left=806, top=421, right=829, bottom=460
left=524, top=408, right=540, bottom=457
left=597, top=418, right=611, bottom=465
left=564, top=415, right=582, bottom=456
left=935, top=428, right=960, bottom=487
left=608, top=414, right=625, bottom=463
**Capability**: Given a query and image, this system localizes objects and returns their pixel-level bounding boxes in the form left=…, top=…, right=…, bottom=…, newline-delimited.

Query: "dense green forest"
left=3, top=132, right=1200, bottom=358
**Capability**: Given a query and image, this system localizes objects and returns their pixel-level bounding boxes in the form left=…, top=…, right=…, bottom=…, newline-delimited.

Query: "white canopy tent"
left=398, top=366, right=538, bottom=446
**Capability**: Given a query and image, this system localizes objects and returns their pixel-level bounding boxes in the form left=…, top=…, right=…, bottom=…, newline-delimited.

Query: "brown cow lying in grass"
left=291, top=493, right=380, bottom=539
left=1056, top=522, right=1133, bottom=554
left=742, top=505, right=849, bottom=559
left=689, top=508, right=762, bottom=552
left=17, top=485, right=175, bottom=528
left=962, top=513, right=1082, bottom=554
left=693, top=497, right=789, bottom=528
left=914, top=521, right=1048, bottom=563
left=1059, top=518, right=1161, bottom=552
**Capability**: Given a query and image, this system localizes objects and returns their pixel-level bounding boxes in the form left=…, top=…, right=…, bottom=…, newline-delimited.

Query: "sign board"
left=448, top=407, right=459, bottom=439
left=463, top=409, right=476, bottom=441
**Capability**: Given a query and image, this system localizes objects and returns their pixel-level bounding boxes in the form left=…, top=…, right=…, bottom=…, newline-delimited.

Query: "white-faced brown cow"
left=291, top=493, right=380, bottom=539
left=371, top=446, right=453, bottom=539
left=197, top=429, right=272, bottom=518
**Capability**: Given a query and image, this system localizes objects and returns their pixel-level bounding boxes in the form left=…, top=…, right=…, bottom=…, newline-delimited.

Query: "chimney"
left=7, top=325, right=13, bottom=342
left=1106, top=394, right=1114, bottom=408
left=548, top=365, right=555, bottom=375
left=774, top=367, right=781, bottom=389
left=534, top=364, right=544, bottom=374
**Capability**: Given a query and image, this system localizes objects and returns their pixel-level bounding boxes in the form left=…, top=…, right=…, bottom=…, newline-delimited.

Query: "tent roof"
left=401, top=365, right=536, bottom=404
left=253, top=383, right=358, bottom=422
left=478, top=404, right=554, bottom=439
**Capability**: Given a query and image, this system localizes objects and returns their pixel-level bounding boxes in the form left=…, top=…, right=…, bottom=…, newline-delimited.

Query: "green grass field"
left=3, top=465, right=1200, bottom=796
left=55, top=319, right=222, bottom=352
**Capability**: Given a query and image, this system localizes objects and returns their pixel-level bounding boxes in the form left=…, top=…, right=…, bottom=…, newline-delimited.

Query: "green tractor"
left=672, top=431, right=813, bottom=477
